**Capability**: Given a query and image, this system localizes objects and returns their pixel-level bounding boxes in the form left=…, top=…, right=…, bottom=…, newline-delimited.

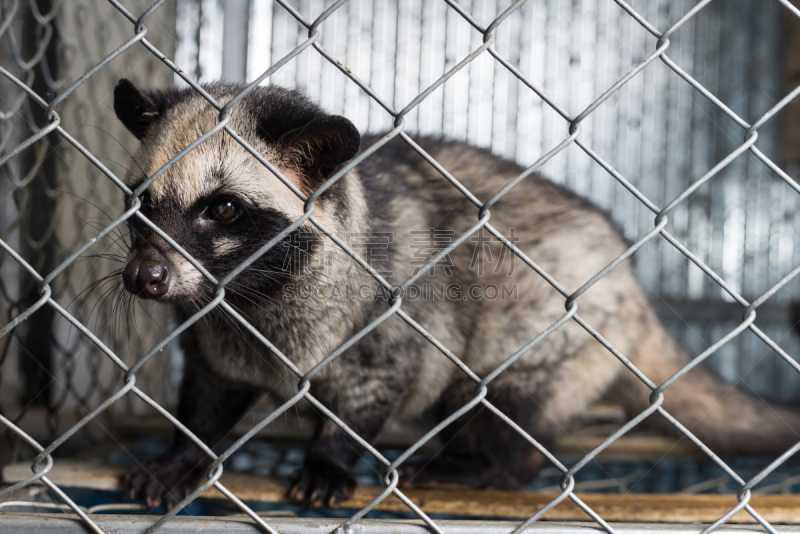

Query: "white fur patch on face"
left=212, top=237, right=240, bottom=256
left=164, top=249, right=206, bottom=301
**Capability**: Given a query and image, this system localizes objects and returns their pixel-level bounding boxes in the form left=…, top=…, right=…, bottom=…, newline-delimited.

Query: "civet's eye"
left=209, top=199, right=239, bottom=222
left=135, top=190, right=152, bottom=213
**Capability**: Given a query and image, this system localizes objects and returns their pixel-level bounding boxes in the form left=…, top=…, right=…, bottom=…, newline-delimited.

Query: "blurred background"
left=1, top=0, right=800, bottom=490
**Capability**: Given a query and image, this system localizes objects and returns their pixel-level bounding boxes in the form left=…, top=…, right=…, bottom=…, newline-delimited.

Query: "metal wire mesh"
left=194, top=0, right=800, bottom=399
left=2, top=0, right=800, bottom=533
left=0, top=0, right=180, bottom=453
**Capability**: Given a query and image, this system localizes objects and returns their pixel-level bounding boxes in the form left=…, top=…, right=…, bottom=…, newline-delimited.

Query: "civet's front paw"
left=129, top=450, right=211, bottom=509
left=289, top=458, right=357, bottom=509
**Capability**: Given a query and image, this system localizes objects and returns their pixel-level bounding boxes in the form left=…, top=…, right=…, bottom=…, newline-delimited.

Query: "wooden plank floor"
left=4, top=460, right=800, bottom=523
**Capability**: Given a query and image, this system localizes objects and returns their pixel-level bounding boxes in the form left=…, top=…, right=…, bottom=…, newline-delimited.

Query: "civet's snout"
left=123, top=249, right=170, bottom=299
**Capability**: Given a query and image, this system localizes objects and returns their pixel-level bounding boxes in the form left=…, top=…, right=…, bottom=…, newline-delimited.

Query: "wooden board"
left=4, top=460, right=800, bottom=523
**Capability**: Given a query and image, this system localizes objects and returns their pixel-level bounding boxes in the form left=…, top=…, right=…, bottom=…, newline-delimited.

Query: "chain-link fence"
left=185, top=0, right=800, bottom=399
left=3, top=0, right=800, bottom=532
left=0, top=0, right=180, bottom=455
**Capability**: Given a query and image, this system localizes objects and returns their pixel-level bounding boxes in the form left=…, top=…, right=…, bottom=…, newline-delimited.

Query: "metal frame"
left=3, top=1, right=800, bottom=533
left=1, top=516, right=798, bottom=534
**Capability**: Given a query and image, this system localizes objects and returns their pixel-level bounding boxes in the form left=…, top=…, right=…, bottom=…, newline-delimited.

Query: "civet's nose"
left=123, top=255, right=170, bottom=298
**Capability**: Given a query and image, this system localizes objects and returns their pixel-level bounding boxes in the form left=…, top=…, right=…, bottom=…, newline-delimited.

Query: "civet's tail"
left=613, top=309, right=800, bottom=457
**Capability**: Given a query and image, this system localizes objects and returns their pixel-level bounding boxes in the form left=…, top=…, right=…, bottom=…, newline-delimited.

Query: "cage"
left=3, top=0, right=800, bottom=532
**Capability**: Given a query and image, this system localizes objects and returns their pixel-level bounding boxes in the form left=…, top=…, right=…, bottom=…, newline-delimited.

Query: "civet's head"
left=113, top=79, right=360, bottom=305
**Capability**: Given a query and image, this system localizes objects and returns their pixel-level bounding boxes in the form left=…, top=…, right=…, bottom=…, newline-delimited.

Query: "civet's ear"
left=114, top=78, right=161, bottom=140
left=277, top=116, right=361, bottom=183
